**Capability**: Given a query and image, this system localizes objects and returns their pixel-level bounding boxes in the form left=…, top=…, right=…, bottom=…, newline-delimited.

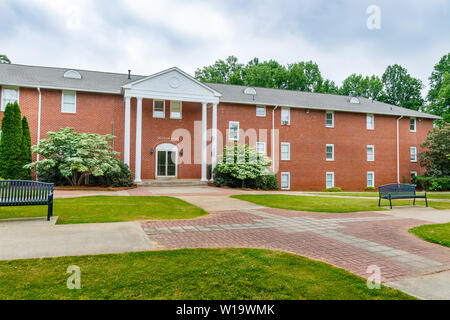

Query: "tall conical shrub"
left=0, top=101, right=23, bottom=179
left=20, top=116, right=32, bottom=180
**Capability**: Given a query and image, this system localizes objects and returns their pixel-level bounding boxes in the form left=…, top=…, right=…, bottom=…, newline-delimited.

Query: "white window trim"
left=281, top=172, right=290, bottom=190
left=170, top=100, right=182, bottom=119
left=256, top=142, right=266, bottom=154
left=410, top=117, right=416, bottom=132
left=256, top=105, right=266, bottom=117
left=326, top=172, right=335, bottom=189
left=367, top=171, right=375, bottom=188
left=280, top=142, right=291, bottom=161
left=229, top=121, right=240, bottom=141
left=281, top=107, right=290, bottom=125
left=366, top=114, right=375, bottom=130
left=410, top=147, right=417, bottom=162
left=325, top=111, right=334, bottom=128
left=367, top=145, right=375, bottom=162
left=326, top=144, right=335, bottom=161
left=1, top=87, right=20, bottom=111
left=153, top=99, right=165, bottom=118
left=61, top=90, right=77, bottom=114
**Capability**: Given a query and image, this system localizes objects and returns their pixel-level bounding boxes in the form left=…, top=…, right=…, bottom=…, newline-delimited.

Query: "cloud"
left=0, top=0, right=448, bottom=93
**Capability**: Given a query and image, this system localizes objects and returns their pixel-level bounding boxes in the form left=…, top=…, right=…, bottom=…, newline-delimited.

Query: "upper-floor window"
left=256, top=106, right=266, bottom=117
left=410, top=147, right=417, bottom=162
left=281, top=107, right=290, bottom=125
left=366, top=114, right=374, bottom=130
left=326, top=144, right=334, bottom=161
left=229, top=121, right=239, bottom=141
left=410, top=118, right=416, bottom=132
left=61, top=91, right=76, bottom=113
left=256, top=142, right=266, bottom=155
left=326, top=111, right=334, bottom=128
left=1, top=88, right=19, bottom=111
left=326, top=172, right=335, bottom=189
left=153, top=100, right=165, bottom=118
left=281, top=142, right=290, bottom=160
left=170, top=101, right=182, bottom=119
left=367, top=145, right=375, bottom=162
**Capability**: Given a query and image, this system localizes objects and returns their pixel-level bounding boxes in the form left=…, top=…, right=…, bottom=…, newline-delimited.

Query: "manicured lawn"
left=409, top=223, right=450, bottom=247
left=0, top=248, right=413, bottom=300
left=0, top=196, right=207, bottom=224
left=310, top=192, right=450, bottom=200
left=232, top=195, right=450, bottom=212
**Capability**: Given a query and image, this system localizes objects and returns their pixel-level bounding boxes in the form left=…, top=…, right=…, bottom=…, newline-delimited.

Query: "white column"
left=211, top=103, right=218, bottom=180
left=124, top=96, right=131, bottom=166
left=135, top=97, right=143, bottom=183
left=201, top=102, right=208, bottom=182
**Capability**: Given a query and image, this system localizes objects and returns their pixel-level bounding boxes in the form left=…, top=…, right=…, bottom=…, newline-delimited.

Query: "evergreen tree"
left=20, top=116, right=32, bottom=180
left=0, top=101, right=23, bottom=179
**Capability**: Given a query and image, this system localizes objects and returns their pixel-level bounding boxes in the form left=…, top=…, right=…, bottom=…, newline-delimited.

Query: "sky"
left=0, top=0, right=449, bottom=93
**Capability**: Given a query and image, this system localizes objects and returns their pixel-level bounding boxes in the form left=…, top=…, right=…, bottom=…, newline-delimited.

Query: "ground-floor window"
left=367, top=172, right=375, bottom=188
left=411, top=171, right=418, bottom=183
left=326, top=172, right=334, bottom=189
left=281, top=172, right=290, bottom=190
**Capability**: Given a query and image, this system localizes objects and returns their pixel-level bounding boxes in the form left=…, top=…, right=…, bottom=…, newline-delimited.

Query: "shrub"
left=243, top=174, right=278, bottom=190
left=91, top=161, right=134, bottom=187
left=365, top=187, right=376, bottom=191
left=36, top=166, right=70, bottom=186
left=0, top=102, right=23, bottom=179
left=323, top=187, right=342, bottom=192
left=415, top=176, right=450, bottom=191
left=20, top=116, right=32, bottom=180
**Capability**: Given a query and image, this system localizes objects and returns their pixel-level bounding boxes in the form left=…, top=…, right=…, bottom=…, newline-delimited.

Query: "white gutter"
left=272, top=106, right=279, bottom=172
left=36, top=87, right=42, bottom=163
left=396, top=116, right=404, bottom=184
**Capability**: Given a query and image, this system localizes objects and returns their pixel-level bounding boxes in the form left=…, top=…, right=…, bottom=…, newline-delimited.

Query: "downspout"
left=272, top=106, right=278, bottom=172
left=36, top=87, right=42, bottom=180
left=396, top=115, right=404, bottom=184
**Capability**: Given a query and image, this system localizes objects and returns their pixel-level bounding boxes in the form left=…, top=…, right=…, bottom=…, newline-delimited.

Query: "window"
left=367, top=172, right=375, bottom=188
left=256, top=142, right=266, bottom=155
left=411, top=171, right=418, bottom=183
left=281, top=143, right=290, bottom=160
left=281, top=108, right=290, bottom=125
left=229, top=121, right=239, bottom=141
left=410, top=147, right=417, bottom=162
left=326, top=172, right=335, bottom=189
left=326, top=144, right=334, bottom=161
left=61, top=91, right=76, bottom=113
left=366, top=114, right=374, bottom=130
left=256, top=106, right=266, bottom=117
left=281, top=172, right=290, bottom=190
left=1, top=88, right=19, bottom=111
left=410, top=118, right=416, bottom=132
left=170, top=101, right=182, bottom=119
left=367, top=145, right=375, bottom=162
left=153, top=100, right=165, bottom=118
left=326, top=111, right=334, bottom=128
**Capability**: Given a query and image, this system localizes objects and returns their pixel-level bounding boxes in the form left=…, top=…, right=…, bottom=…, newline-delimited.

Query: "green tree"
left=322, top=79, right=340, bottom=94
left=419, top=123, right=450, bottom=177
left=195, top=56, right=244, bottom=85
left=0, top=102, right=24, bottom=179
left=20, top=116, right=32, bottom=180
left=425, top=53, right=450, bottom=122
left=286, top=61, right=325, bottom=92
left=26, top=127, right=122, bottom=186
left=242, top=58, right=288, bottom=89
left=340, top=74, right=384, bottom=100
left=0, top=54, right=11, bottom=64
left=381, top=64, right=424, bottom=110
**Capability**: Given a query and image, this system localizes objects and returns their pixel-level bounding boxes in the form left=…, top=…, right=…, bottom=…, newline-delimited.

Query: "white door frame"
left=155, top=143, right=178, bottom=178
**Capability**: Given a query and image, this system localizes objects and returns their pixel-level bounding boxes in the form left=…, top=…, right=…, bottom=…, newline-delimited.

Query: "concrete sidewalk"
left=0, top=217, right=153, bottom=261
left=386, top=271, right=450, bottom=300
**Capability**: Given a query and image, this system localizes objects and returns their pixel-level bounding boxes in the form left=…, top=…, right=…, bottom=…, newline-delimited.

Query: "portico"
left=121, top=67, right=221, bottom=183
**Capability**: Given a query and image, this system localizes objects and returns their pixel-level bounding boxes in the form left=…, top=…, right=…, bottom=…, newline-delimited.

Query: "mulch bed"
left=54, top=185, right=137, bottom=191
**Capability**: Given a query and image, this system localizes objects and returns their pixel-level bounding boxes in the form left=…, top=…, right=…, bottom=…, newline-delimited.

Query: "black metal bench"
left=378, top=183, right=427, bottom=209
left=0, top=180, right=54, bottom=221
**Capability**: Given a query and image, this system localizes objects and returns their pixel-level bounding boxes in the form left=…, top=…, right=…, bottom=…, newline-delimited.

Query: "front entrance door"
left=156, top=144, right=177, bottom=177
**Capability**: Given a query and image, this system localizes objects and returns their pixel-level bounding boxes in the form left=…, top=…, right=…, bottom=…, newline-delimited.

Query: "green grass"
left=309, top=192, right=450, bottom=200
left=232, top=195, right=450, bottom=212
left=409, top=223, right=450, bottom=247
left=0, top=248, right=414, bottom=300
left=0, top=196, right=207, bottom=224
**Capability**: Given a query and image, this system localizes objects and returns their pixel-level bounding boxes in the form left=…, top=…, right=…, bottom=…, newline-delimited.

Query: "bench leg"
left=425, top=197, right=428, bottom=208
left=378, top=197, right=381, bottom=207
left=47, top=196, right=53, bottom=221
left=413, top=198, right=416, bottom=206
left=389, top=197, right=392, bottom=210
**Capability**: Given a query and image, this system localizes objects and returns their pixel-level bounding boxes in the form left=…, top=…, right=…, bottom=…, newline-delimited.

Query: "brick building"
left=0, top=64, right=441, bottom=190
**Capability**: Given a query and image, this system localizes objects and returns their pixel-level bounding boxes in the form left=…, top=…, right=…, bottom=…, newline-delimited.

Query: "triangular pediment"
left=123, top=67, right=221, bottom=103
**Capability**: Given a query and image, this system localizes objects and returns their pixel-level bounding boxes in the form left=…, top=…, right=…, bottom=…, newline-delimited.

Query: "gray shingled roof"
left=0, top=63, right=441, bottom=119
left=205, top=82, right=441, bottom=120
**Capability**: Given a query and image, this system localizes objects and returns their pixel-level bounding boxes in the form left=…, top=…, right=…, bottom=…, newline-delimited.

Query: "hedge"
left=214, top=169, right=278, bottom=190
left=415, top=176, right=450, bottom=191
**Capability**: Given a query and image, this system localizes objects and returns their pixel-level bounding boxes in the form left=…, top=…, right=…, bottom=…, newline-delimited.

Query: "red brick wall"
left=0, top=86, right=433, bottom=190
